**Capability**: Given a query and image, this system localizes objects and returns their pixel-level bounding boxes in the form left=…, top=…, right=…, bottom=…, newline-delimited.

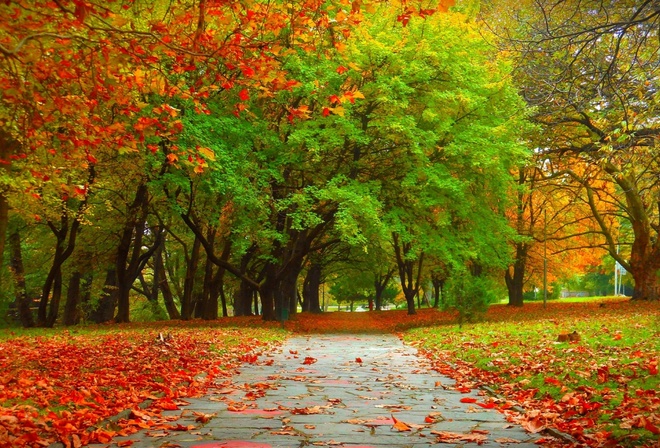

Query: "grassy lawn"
left=403, top=299, right=660, bottom=447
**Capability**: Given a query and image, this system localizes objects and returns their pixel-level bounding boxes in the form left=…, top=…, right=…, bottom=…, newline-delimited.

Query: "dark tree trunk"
left=234, top=279, right=254, bottom=316
left=505, top=242, right=527, bottom=307
left=90, top=268, right=118, bottom=324
left=253, top=290, right=260, bottom=315
left=631, top=261, right=660, bottom=301
left=9, top=229, right=34, bottom=328
left=284, top=267, right=301, bottom=319
left=374, top=269, right=394, bottom=311
left=219, top=281, right=228, bottom=317
left=45, top=269, right=63, bottom=327
left=181, top=235, right=201, bottom=320
left=431, top=275, right=445, bottom=308
left=393, top=233, right=424, bottom=316
left=63, top=271, right=82, bottom=326
left=150, top=243, right=162, bottom=303
left=113, top=185, right=161, bottom=323
left=234, top=248, right=256, bottom=316
left=260, top=268, right=277, bottom=321
left=302, top=262, right=322, bottom=313
left=38, top=215, right=72, bottom=326
left=211, top=241, right=232, bottom=319
left=156, top=250, right=180, bottom=319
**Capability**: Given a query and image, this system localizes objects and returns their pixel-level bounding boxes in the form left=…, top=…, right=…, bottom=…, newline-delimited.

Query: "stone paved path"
left=110, top=335, right=542, bottom=447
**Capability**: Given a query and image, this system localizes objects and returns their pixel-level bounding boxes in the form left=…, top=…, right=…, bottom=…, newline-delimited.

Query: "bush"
left=446, top=274, right=499, bottom=327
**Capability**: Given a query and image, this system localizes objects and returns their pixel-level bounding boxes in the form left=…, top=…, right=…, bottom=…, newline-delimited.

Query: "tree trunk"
left=90, top=268, right=118, bottom=323
left=431, top=276, right=444, bottom=308
left=260, top=268, right=277, bottom=321
left=630, top=261, right=660, bottom=301
left=302, top=262, right=322, bottom=313
left=181, top=235, right=201, bottom=320
left=219, top=280, right=228, bottom=317
left=8, top=229, right=34, bottom=328
left=505, top=243, right=527, bottom=307
left=284, top=267, right=301, bottom=320
left=392, top=234, right=424, bottom=316
left=63, top=271, right=82, bottom=326
left=114, top=184, right=161, bottom=323
left=45, top=269, right=63, bottom=327
left=156, top=251, right=181, bottom=319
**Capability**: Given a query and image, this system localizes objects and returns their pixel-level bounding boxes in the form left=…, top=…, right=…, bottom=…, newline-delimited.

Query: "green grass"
left=404, top=299, right=660, bottom=447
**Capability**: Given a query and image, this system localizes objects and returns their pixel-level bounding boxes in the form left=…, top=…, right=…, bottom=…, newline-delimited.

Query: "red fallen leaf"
left=647, top=360, right=658, bottom=375
left=289, top=350, right=298, bottom=355
left=302, top=356, right=317, bottom=365
left=322, top=107, right=331, bottom=117
left=117, top=441, right=135, bottom=447
left=355, top=357, right=363, bottom=363
left=476, top=402, right=497, bottom=409
left=155, top=400, right=179, bottom=410
left=238, top=89, right=250, bottom=101
left=544, top=377, right=561, bottom=386
left=459, top=397, right=477, bottom=403
left=645, top=420, right=660, bottom=435
left=91, top=429, right=115, bottom=444
left=336, top=66, right=349, bottom=74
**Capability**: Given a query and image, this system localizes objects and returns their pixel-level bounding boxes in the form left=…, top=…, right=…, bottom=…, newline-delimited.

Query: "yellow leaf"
left=352, top=90, right=365, bottom=100
left=329, top=106, right=345, bottom=117
left=198, top=146, right=216, bottom=161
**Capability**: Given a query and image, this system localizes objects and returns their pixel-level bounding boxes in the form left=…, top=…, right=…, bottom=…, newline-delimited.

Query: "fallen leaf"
left=431, top=430, right=488, bottom=444
left=391, top=414, right=411, bottom=432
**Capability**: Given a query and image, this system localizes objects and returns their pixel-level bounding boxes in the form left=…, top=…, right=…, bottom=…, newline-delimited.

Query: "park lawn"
left=0, top=319, right=286, bottom=447
left=404, top=299, right=660, bottom=447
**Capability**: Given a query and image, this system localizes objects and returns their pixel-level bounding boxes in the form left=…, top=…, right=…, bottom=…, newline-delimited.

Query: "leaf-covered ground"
left=2, top=300, right=658, bottom=447
left=0, top=320, right=285, bottom=447
left=404, top=299, right=660, bottom=447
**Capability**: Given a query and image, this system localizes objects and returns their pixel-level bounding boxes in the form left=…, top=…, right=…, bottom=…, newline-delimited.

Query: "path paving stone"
left=107, top=335, right=544, bottom=447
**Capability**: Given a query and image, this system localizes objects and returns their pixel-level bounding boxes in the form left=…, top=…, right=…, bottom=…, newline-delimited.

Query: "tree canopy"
left=2, top=0, right=658, bottom=328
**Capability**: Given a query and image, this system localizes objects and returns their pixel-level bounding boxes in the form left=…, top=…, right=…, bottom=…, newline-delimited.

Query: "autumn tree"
left=485, top=0, right=660, bottom=300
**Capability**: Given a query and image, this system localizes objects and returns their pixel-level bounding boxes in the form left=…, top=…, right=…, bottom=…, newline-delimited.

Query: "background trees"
left=5, top=0, right=656, bottom=327
left=480, top=0, right=660, bottom=303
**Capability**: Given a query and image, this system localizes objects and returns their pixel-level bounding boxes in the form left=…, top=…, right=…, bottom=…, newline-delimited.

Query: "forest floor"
left=0, top=298, right=658, bottom=447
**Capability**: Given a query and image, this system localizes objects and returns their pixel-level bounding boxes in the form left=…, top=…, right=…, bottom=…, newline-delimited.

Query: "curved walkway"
left=110, top=335, right=542, bottom=447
